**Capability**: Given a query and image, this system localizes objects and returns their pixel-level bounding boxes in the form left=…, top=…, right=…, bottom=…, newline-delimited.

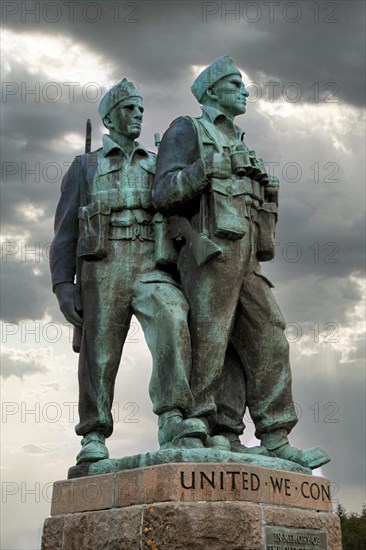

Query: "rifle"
left=170, top=215, right=222, bottom=267
left=72, top=119, right=92, bottom=353
left=154, top=132, right=161, bottom=149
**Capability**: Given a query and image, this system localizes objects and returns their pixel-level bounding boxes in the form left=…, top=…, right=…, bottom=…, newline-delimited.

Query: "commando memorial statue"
left=50, top=79, right=207, bottom=464
left=153, top=55, right=330, bottom=471
left=50, top=58, right=330, bottom=476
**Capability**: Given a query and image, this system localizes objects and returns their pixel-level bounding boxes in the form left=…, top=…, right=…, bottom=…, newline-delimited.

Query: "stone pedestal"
left=42, top=463, right=342, bottom=549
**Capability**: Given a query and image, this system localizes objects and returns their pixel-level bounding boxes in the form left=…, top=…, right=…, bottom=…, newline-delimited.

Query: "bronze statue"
left=50, top=79, right=207, bottom=464
left=153, top=56, right=330, bottom=470
left=50, top=62, right=330, bottom=473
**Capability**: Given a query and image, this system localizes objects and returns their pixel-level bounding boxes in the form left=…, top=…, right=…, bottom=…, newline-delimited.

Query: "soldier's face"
left=108, top=97, right=144, bottom=139
left=211, top=75, right=249, bottom=116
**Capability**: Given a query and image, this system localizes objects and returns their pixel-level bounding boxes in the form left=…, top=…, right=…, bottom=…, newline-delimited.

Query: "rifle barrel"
left=85, top=119, right=92, bottom=154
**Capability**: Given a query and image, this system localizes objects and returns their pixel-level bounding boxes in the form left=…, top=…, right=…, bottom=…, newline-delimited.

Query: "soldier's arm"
left=50, top=156, right=85, bottom=327
left=50, top=156, right=82, bottom=291
left=152, top=116, right=208, bottom=213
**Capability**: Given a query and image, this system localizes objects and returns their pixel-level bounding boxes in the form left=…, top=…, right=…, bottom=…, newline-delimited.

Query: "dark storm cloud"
left=1, top=62, right=106, bottom=140
left=1, top=0, right=365, bottom=323
left=2, top=1, right=365, bottom=107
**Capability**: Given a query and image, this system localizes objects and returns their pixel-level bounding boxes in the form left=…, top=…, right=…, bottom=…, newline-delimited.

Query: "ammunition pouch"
left=210, top=177, right=249, bottom=240
left=257, top=202, right=278, bottom=262
left=153, top=213, right=178, bottom=266
left=77, top=201, right=111, bottom=260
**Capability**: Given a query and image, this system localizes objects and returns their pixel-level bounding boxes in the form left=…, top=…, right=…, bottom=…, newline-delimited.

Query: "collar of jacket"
left=102, top=134, right=149, bottom=158
left=200, top=105, right=245, bottom=142
left=96, top=135, right=155, bottom=177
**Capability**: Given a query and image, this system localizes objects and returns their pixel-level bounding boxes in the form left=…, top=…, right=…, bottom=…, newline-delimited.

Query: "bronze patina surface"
left=50, top=59, right=330, bottom=474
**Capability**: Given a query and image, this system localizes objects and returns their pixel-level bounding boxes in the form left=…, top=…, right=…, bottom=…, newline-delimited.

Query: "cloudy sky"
left=1, top=1, right=365, bottom=548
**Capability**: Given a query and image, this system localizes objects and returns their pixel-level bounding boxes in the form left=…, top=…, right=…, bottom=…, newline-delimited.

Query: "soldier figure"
left=153, top=56, right=330, bottom=469
left=50, top=79, right=207, bottom=464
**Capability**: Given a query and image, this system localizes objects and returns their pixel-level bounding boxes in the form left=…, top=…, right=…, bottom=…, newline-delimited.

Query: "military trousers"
left=178, top=218, right=251, bottom=427
left=178, top=216, right=298, bottom=437
left=75, top=238, right=193, bottom=438
left=215, top=265, right=298, bottom=439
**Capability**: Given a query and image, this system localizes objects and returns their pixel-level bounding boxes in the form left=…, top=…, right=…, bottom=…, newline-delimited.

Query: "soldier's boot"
left=219, top=432, right=269, bottom=456
left=76, top=431, right=109, bottom=464
left=261, top=429, right=330, bottom=470
left=158, top=409, right=208, bottom=446
left=204, top=435, right=231, bottom=451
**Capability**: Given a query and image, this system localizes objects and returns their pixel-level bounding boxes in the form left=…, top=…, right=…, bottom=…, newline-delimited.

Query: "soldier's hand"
left=55, top=283, right=83, bottom=328
left=204, top=152, right=231, bottom=179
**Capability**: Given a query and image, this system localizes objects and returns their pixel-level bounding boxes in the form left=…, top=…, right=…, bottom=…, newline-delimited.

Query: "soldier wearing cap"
left=50, top=79, right=207, bottom=464
left=153, top=56, right=330, bottom=469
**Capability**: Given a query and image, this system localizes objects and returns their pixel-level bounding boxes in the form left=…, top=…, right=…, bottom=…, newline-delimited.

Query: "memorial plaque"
left=265, top=526, right=328, bottom=550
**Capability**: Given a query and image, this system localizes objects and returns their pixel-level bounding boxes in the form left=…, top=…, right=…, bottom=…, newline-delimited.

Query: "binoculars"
left=230, top=147, right=269, bottom=184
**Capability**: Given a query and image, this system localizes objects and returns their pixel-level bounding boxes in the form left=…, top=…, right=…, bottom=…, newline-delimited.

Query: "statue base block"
left=42, top=463, right=342, bottom=549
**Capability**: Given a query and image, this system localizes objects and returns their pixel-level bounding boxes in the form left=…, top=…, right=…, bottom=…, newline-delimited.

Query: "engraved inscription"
left=180, top=470, right=261, bottom=491
left=265, top=527, right=328, bottom=550
left=178, top=468, right=331, bottom=506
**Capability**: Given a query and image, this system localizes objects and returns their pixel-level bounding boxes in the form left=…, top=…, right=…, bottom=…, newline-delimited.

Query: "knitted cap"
left=191, top=55, right=241, bottom=103
left=98, top=78, right=142, bottom=120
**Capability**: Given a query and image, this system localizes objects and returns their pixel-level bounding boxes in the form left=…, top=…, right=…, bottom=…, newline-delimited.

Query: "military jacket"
left=50, top=135, right=156, bottom=290
left=153, top=106, right=278, bottom=258
left=153, top=106, right=261, bottom=216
